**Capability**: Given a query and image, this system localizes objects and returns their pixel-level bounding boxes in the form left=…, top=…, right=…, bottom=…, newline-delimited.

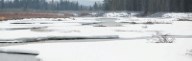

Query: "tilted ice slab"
left=0, top=29, right=119, bottom=43
left=0, top=48, right=39, bottom=61
left=0, top=48, right=39, bottom=55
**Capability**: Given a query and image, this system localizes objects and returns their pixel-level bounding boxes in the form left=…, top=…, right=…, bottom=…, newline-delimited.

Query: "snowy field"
left=0, top=12, right=192, bottom=61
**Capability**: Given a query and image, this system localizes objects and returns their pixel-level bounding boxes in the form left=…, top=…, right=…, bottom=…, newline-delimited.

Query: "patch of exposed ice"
left=103, top=12, right=138, bottom=17
left=163, top=13, right=192, bottom=19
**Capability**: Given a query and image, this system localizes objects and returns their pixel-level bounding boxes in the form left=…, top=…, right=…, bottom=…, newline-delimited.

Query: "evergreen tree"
left=0, top=0, right=4, bottom=9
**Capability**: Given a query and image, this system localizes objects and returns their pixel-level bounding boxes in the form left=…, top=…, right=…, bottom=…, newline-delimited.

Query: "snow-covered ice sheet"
left=0, top=38, right=192, bottom=61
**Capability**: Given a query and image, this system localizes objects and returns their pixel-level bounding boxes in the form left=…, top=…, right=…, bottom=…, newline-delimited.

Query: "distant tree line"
left=2, top=0, right=191, bottom=13
left=0, top=0, right=89, bottom=11
left=104, top=0, right=192, bottom=14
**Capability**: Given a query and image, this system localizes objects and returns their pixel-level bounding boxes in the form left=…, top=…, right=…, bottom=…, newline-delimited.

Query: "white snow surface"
left=0, top=39, right=192, bottom=61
